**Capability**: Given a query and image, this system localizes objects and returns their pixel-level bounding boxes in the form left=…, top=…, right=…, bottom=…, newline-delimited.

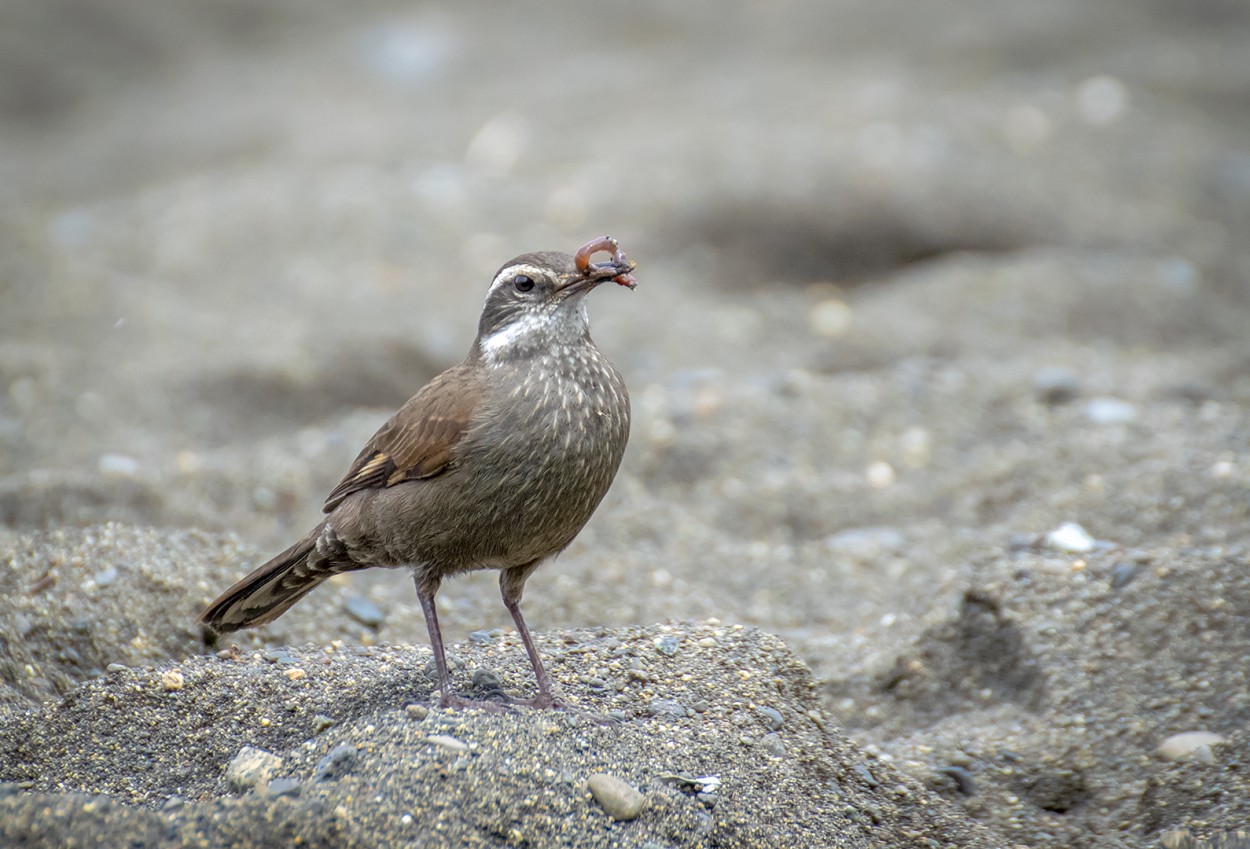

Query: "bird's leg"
left=415, top=580, right=457, bottom=707
left=417, top=575, right=510, bottom=712
left=500, top=564, right=559, bottom=709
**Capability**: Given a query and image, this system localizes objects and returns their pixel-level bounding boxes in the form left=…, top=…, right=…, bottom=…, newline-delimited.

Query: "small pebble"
left=344, top=596, right=385, bottom=629
left=469, top=630, right=495, bottom=644
left=587, top=773, right=646, bottom=821
left=809, top=298, right=852, bottom=338
left=314, top=744, right=358, bottom=781
left=1085, top=397, right=1138, bottom=424
left=654, top=635, right=681, bottom=657
left=425, top=734, right=470, bottom=753
left=1156, top=731, right=1227, bottom=764
left=757, top=706, right=784, bottom=731
left=225, top=746, right=284, bottom=793
left=865, top=460, right=895, bottom=489
left=583, top=676, right=610, bottom=694
left=261, top=649, right=298, bottom=665
left=1032, top=367, right=1081, bottom=404
left=93, top=566, right=119, bottom=587
left=659, top=772, right=708, bottom=793
left=759, top=732, right=786, bottom=758
left=1109, top=561, right=1140, bottom=590
left=935, top=765, right=977, bottom=796
left=628, top=667, right=651, bottom=684
left=97, top=453, right=140, bottom=477
left=1159, top=829, right=1200, bottom=849
left=266, top=778, right=302, bottom=798
left=106, top=663, right=128, bottom=673
left=1045, top=522, right=1095, bottom=553
left=854, top=763, right=879, bottom=787
left=312, top=714, right=336, bottom=735
left=470, top=668, right=506, bottom=697
left=405, top=703, right=429, bottom=720
left=160, top=669, right=184, bottom=691
left=824, top=527, right=905, bottom=559
left=647, top=699, right=687, bottom=719
left=425, top=654, right=460, bottom=676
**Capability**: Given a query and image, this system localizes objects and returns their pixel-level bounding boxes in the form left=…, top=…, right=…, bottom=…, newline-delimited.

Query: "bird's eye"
left=512, top=274, right=534, bottom=293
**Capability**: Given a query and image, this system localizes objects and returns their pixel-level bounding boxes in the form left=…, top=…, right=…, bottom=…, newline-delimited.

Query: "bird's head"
left=474, top=237, right=636, bottom=363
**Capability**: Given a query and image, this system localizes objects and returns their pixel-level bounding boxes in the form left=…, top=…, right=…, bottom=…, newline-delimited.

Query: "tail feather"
left=200, top=524, right=330, bottom=633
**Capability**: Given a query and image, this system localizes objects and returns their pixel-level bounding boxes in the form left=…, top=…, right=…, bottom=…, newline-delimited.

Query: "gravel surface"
left=0, top=623, right=999, bottom=848
left=3, top=0, right=1250, bottom=846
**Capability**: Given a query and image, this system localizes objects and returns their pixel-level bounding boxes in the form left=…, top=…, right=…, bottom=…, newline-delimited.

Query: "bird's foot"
left=509, top=692, right=622, bottom=725
left=510, top=691, right=563, bottom=710
left=435, top=692, right=512, bottom=713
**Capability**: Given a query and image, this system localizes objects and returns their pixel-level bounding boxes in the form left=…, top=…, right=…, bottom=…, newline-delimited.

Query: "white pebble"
left=809, top=299, right=852, bottom=338
left=825, top=527, right=905, bottom=559
left=1045, top=522, right=1095, bottom=553
left=1210, top=460, right=1236, bottom=480
left=1156, top=731, right=1227, bottom=764
left=424, top=735, right=469, bottom=753
left=97, top=454, right=140, bottom=478
left=865, top=461, right=895, bottom=489
left=1085, top=397, right=1138, bottom=425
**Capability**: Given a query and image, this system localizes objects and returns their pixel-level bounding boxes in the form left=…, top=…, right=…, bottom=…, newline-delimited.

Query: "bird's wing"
left=323, top=363, right=482, bottom=512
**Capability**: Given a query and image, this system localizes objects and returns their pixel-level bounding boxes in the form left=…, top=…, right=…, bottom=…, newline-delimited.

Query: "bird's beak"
left=558, top=259, right=638, bottom=297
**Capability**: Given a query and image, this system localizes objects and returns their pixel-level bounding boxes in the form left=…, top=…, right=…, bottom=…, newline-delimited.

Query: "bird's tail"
left=199, top=523, right=331, bottom=634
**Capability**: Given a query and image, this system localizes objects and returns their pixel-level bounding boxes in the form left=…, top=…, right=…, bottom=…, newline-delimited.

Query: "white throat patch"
left=480, top=310, right=549, bottom=361
left=480, top=301, right=589, bottom=365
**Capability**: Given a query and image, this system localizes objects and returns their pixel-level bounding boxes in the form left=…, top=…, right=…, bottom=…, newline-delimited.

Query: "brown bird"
left=200, top=237, right=636, bottom=708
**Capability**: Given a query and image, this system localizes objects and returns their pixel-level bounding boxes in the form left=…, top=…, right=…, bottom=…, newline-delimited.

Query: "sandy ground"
left=2, top=0, right=1250, bottom=846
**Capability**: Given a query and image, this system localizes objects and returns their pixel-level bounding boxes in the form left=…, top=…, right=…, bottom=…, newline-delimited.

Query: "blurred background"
left=2, top=0, right=1250, bottom=690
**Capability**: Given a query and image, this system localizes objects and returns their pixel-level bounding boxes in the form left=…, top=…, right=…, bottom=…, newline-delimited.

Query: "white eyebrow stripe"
left=488, top=263, right=548, bottom=295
